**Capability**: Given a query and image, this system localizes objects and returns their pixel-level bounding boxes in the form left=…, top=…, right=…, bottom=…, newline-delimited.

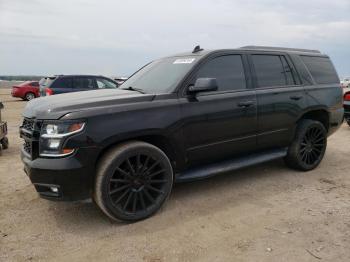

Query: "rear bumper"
left=11, top=89, right=22, bottom=98
left=328, top=107, right=344, bottom=136
left=21, top=147, right=98, bottom=201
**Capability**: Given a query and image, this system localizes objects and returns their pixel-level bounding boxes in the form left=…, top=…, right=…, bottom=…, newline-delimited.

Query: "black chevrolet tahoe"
left=20, top=46, right=344, bottom=222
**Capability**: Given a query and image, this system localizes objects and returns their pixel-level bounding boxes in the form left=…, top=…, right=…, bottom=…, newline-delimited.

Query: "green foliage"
left=0, top=76, right=44, bottom=81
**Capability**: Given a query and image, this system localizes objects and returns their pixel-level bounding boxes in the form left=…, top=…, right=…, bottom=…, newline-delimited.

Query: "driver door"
left=180, top=53, right=257, bottom=166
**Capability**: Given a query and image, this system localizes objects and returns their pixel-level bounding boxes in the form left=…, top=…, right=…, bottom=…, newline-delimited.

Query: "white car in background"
left=341, top=77, right=350, bottom=88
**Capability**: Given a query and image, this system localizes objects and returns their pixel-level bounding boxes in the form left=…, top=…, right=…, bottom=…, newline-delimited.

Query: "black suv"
left=21, top=46, right=344, bottom=222
left=39, top=75, right=118, bottom=96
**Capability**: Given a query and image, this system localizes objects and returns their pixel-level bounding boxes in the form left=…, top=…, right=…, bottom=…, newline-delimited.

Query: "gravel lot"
left=0, top=89, right=349, bottom=262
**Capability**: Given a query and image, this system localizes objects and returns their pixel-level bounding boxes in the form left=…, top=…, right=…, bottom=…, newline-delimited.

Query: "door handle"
left=290, top=95, right=302, bottom=100
left=237, top=101, right=254, bottom=107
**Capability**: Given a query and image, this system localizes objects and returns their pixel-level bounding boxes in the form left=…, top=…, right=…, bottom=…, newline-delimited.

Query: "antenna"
left=192, top=45, right=203, bottom=53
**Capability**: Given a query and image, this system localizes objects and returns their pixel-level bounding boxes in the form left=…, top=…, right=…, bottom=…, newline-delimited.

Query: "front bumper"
left=21, top=147, right=97, bottom=201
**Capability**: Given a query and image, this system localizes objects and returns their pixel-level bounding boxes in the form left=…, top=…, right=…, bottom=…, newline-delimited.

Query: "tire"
left=25, top=92, right=35, bottom=101
left=93, top=141, right=173, bottom=222
left=284, top=119, right=327, bottom=171
left=1, top=137, right=9, bottom=150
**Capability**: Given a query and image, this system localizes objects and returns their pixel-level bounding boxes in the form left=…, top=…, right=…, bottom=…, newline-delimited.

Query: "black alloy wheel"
left=285, top=119, right=327, bottom=171
left=298, top=126, right=326, bottom=166
left=108, top=154, right=169, bottom=214
left=94, top=141, right=173, bottom=222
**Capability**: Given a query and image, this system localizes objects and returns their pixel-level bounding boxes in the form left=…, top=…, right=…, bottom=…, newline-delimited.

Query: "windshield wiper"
left=124, top=86, right=146, bottom=94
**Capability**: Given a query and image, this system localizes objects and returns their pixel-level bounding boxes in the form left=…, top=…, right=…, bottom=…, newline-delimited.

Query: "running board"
left=175, top=148, right=288, bottom=183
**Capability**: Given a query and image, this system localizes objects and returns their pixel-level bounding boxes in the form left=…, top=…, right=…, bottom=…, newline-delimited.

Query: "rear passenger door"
left=249, top=53, right=306, bottom=149
left=72, top=77, right=96, bottom=92
left=181, top=53, right=257, bottom=165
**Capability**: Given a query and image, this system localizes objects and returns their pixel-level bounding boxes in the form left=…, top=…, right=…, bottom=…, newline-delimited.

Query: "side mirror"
left=188, top=78, right=218, bottom=94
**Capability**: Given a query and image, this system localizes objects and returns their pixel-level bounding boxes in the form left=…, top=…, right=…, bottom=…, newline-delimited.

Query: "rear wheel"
left=25, top=92, right=35, bottom=101
left=94, top=141, right=173, bottom=222
left=285, top=120, right=327, bottom=171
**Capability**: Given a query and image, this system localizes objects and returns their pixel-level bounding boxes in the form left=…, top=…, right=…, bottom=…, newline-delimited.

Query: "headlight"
left=39, top=121, right=85, bottom=157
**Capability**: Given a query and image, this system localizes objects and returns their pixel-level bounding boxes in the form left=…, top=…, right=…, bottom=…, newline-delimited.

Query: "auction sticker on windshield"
left=173, top=58, right=195, bottom=64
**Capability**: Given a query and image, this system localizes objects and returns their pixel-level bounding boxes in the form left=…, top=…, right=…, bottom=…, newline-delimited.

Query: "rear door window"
left=300, top=56, right=339, bottom=84
left=72, top=78, right=95, bottom=89
left=195, top=55, right=246, bottom=91
left=252, top=55, right=296, bottom=88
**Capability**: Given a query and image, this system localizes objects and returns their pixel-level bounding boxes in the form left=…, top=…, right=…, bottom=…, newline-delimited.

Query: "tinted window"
left=252, top=55, right=296, bottom=87
left=300, top=56, right=339, bottom=84
left=72, top=78, right=95, bottom=89
left=196, top=55, right=246, bottom=91
left=55, top=78, right=72, bottom=89
left=96, top=78, right=117, bottom=89
left=281, top=56, right=295, bottom=85
left=121, top=57, right=197, bottom=94
left=30, top=82, right=39, bottom=87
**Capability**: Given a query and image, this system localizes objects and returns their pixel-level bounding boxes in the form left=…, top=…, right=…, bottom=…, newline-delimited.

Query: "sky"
left=0, top=0, right=349, bottom=77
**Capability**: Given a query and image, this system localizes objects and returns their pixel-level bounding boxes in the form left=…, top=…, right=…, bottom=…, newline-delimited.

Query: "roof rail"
left=240, top=46, right=321, bottom=54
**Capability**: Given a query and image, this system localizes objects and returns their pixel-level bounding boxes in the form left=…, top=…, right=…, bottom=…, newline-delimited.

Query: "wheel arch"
left=94, top=133, right=183, bottom=174
left=297, top=108, right=330, bottom=131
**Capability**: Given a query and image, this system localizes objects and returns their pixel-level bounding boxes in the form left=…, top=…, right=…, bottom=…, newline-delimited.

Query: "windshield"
left=121, top=57, right=197, bottom=94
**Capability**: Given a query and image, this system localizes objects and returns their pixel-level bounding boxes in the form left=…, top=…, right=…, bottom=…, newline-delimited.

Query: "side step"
left=175, top=148, right=288, bottom=183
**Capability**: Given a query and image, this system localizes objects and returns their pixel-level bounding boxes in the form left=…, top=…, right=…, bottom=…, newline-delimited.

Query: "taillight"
left=344, top=93, right=350, bottom=101
left=45, top=88, right=54, bottom=96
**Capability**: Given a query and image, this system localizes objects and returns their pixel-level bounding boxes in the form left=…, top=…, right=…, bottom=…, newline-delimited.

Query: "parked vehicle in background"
left=39, top=75, right=119, bottom=96
left=341, top=78, right=350, bottom=88
left=20, top=46, right=343, bottom=222
left=114, top=77, right=128, bottom=86
left=11, top=81, right=39, bottom=100
left=0, top=100, right=9, bottom=152
left=344, top=91, right=350, bottom=126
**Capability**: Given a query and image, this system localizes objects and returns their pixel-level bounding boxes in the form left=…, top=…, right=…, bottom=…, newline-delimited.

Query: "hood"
left=23, top=89, right=155, bottom=119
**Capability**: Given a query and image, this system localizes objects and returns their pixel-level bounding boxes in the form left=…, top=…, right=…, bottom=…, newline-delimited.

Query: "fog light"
left=47, top=139, right=61, bottom=149
left=50, top=187, right=59, bottom=193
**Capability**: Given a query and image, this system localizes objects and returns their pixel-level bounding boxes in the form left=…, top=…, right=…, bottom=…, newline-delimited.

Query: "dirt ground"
left=0, top=89, right=349, bottom=262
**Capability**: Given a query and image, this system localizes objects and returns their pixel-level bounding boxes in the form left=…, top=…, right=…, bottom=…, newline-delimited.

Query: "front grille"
left=22, top=118, right=34, bottom=131
left=20, top=118, right=41, bottom=159
left=23, top=140, right=32, bottom=155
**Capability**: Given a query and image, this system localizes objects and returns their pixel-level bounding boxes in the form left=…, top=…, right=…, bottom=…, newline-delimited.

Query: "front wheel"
left=94, top=141, right=173, bottom=222
left=284, top=120, right=327, bottom=171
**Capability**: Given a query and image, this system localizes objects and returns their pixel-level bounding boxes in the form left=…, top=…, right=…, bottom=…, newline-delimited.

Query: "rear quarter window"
left=300, top=56, right=339, bottom=84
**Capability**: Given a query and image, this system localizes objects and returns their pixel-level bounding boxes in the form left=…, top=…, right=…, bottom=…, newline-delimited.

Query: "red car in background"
left=11, top=81, right=40, bottom=101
